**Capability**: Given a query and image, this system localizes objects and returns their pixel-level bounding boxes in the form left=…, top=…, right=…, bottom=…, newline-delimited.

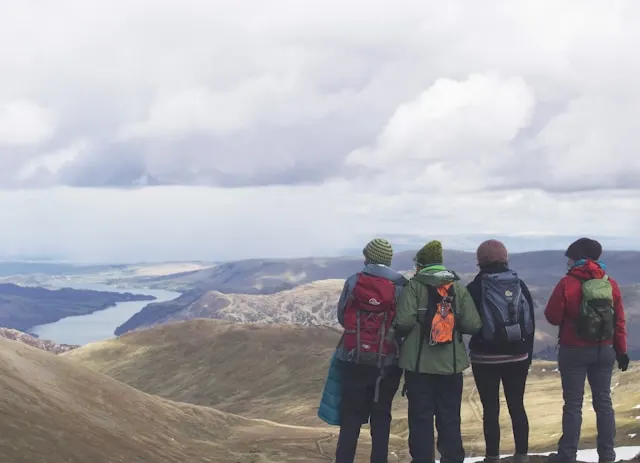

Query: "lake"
left=30, top=282, right=180, bottom=345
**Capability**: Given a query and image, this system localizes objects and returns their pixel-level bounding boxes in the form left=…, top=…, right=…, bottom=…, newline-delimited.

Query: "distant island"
left=0, top=283, right=156, bottom=332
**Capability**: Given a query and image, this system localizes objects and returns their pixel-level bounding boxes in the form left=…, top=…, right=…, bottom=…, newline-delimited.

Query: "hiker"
left=334, top=238, right=409, bottom=463
left=394, top=240, right=482, bottom=463
left=544, top=238, right=629, bottom=463
left=466, top=239, right=535, bottom=463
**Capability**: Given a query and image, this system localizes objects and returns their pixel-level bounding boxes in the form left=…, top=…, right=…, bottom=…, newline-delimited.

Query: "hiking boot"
left=483, top=457, right=500, bottom=463
left=514, top=454, right=529, bottom=463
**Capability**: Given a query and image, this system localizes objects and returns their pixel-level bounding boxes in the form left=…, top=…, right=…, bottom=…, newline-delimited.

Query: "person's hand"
left=617, top=353, right=630, bottom=372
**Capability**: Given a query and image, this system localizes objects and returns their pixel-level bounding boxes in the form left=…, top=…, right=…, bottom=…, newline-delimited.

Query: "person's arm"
left=337, top=275, right=356, bottom=327
left=544, top=278, right=567, bottom=326
left=611, top=280, right=628, bottom=355
left=455, top=284, right=482, bottom=335
left=520, top=280, right=536, bottom=364
left=394, top=281, right=419, bottom=337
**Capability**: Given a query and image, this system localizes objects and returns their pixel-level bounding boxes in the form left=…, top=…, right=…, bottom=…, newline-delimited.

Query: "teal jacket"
left=394, top=265, right=482, bottom=375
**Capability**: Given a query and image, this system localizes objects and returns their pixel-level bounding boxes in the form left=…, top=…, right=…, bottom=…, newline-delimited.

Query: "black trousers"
left=335, top=361, right=402, bottom=463
left=405, top=371, right=465, bottom=463
left=471, top=360, right=530, bottom=457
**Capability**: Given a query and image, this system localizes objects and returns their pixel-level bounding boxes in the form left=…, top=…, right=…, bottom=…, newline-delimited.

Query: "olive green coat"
left=394, top=265, right=482, bottom=375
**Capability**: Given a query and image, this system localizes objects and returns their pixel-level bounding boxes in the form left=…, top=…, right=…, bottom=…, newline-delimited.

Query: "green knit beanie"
left=415, top=240, right=443, bottom=266
left=362, top=238, right=393, bottom=266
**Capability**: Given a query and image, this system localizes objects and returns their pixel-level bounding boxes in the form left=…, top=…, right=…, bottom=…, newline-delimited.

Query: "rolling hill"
left=66, top=319, right=342, bottom=426
left=66, top=320, right=640, bottom=456
left=0, top=337, right=380, bottom=463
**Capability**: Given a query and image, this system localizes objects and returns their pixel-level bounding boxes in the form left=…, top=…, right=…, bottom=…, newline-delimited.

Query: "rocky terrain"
left=0, top=283, right=155, bottom=332
left=117, top=279, right=346, bottom=335
left=0, top=327, right=78, bottom=353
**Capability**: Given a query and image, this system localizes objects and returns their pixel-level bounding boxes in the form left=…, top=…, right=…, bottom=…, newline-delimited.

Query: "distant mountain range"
left=111, top=249, right=640, bottom=361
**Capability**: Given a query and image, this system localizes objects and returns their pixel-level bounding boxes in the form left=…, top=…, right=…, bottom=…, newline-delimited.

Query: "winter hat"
left=565, top=237, right=602, bottom=261
left=415, top=240, right=443, bottom=266
left=363, top=238, right=394, bottom=266
left=477, top=239, right=509, bottom=267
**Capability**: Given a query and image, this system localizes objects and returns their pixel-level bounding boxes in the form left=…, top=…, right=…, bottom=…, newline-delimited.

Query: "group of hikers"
left=318, top=237, right=629, bottom=463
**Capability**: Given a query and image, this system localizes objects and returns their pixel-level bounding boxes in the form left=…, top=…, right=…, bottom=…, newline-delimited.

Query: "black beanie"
left=565, top=238, right=602, bottom=261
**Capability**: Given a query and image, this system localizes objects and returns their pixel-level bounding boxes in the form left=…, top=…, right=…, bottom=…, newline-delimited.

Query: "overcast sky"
left=1, top=0, right=639, bottom=263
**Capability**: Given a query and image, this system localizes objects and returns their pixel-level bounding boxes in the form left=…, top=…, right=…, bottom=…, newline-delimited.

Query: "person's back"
left=544, top=238, right=628, bottom=463
left=334, top=238, right=408, bottom=463
left=394, top=240, right=482, bottom=463
left=466, top=239, right=535, bottom=463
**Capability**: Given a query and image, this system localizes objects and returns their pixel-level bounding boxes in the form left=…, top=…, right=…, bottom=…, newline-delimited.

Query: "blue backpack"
left=479, top=270, right=534, bottom=344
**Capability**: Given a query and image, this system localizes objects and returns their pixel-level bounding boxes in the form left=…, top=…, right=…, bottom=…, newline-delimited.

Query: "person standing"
left=545, top=238, right=629, bottom=463
left=334, top=238, right=408, bottom=463
left=466, top=239, right=535, bottom=463
left=394, top=240, right=482, bottom=463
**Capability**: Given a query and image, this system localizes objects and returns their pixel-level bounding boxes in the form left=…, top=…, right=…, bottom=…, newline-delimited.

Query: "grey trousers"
left=557, top=345, right=616, bottom=463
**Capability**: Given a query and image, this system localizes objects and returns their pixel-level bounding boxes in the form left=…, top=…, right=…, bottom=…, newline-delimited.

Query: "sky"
left=1, top=0, right=640, bottom=263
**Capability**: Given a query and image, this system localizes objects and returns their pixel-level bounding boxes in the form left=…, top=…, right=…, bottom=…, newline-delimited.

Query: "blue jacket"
left=317, top=351, right=342, bottom=426
left=335, top=263, right=408, bottom=366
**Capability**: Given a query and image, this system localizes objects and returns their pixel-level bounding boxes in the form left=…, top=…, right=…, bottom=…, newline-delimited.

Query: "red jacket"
left=544, top=260, right=627, bottom=354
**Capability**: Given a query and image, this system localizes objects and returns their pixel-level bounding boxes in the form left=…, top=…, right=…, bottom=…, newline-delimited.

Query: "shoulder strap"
left=414, top=284, right=439, bottom=372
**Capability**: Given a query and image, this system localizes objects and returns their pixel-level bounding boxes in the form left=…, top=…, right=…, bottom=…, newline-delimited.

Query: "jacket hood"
left=362, top=263, right=409, bottom=285
left=568, top=259, right=606, bottom=280
left=413, top=264, right=460, bottom=287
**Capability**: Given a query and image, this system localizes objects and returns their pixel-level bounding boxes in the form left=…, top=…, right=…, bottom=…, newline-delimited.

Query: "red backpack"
left=342, top=272, right=397, bottom=367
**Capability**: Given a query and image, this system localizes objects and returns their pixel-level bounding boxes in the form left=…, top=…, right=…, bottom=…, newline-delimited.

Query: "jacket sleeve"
left=394, top=280, right=419, bottom=337
left=465, top=278, right=481, bottom=310
left=455, top=284, right=482, bottom=335
left=337, top=275, right=356, bottom=327
left=520, top=280, right=536, bottom=364
left=394, top=276, right=409, bottom=302
left=544, top=278, right=567, bottom=326
left=611, top=279, right=627, bottom=354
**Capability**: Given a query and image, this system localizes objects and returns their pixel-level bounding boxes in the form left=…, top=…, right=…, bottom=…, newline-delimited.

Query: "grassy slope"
left=0, top=337, right=371, bottom=463
left=65, top=320, right=640, bottom=457
left=66, top=319, right=342, bottom=426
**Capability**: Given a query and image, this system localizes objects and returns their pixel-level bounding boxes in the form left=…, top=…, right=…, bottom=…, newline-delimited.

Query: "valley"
left=0, top=282, right=155, bottom=332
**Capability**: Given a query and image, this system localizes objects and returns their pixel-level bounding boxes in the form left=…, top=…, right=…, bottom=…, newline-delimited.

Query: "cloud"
left=0, top=185, right=638, bottom=263
left=1, top=0, right=638, bottom=192
left=1, top=0, right=640, bottom=260
left=0, top=101, right=55, bottom=147
left=345, top=73, right=536, bottom=193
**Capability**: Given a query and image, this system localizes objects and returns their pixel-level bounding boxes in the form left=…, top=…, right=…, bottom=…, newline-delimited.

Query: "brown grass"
left=1, top=337, right=383, bottom=463
left=64, top=319, right=342, bottom=426
left=64, top=319, right=640, bottom=459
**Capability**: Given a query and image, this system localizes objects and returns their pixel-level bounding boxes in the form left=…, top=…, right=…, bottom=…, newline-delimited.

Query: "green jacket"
left=394, top=265, right=482, bottom=375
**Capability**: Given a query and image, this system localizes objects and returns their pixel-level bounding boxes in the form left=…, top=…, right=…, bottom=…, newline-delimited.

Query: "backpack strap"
left=414, top=284, right=438, bottom=373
